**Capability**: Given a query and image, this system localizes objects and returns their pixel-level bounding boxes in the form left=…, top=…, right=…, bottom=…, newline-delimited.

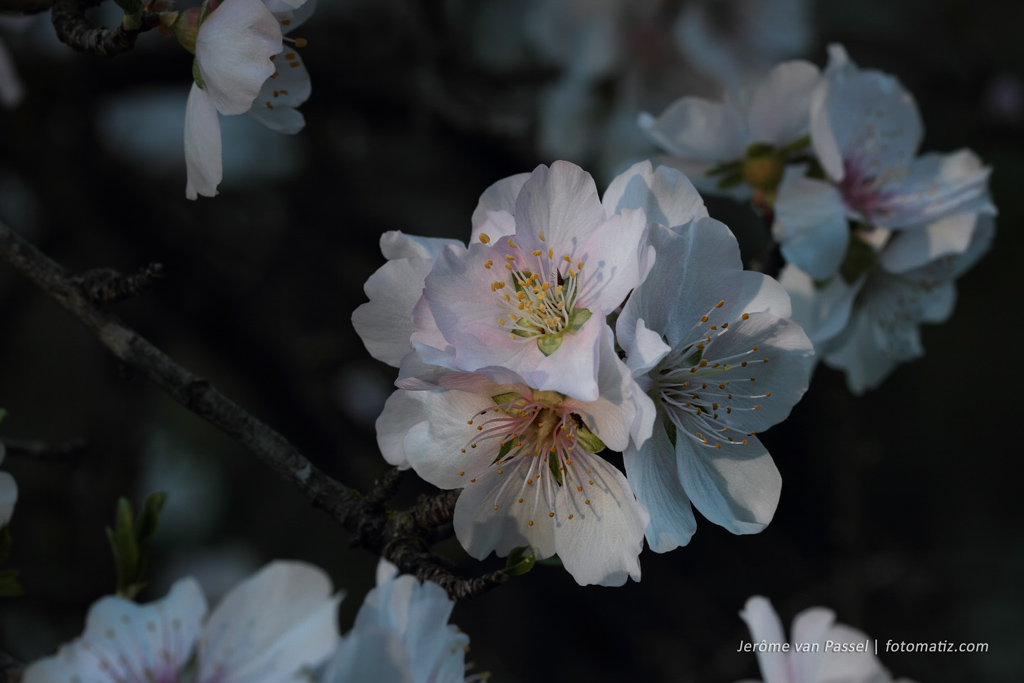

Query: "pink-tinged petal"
left=641, top=97, right=748, bottom=161
left=573, top=208, right=651, bottom=314
left=195, top=0, right=282, bottom=115
left=880, top=212, right=978, bottom=274
left=602, top=160, right=708, bottom=229
left=454, top=465, right=558, bottom=561
left=471, top=209, right=517, bottom=244
left=812, top=68, right=922, bottom=183
left=199, top=561, right=339, bottom=682
left=0, top=471, right=15, bottom=526
left=352, top=257, right=434, bottom=367
left=376, top=389, right=428, bottom=469
left=401, top=387, right=498, bottom=489
left=24, top=579, right=207, bottom=683
left=788, top=607, right=835, bottom=683
left=322, top=630, right=412, bottom=683
left=739, top=597, right=790, bottom=683
left=513, top=161, right=607, bottom=256
left=471, top=173, right=531, bottom=231
left=184, top=83, right=223, bottom=200
left=379, top=231, right=464, bottom=261
left=748, top=60, right=821, bottom=145
left=877, top=150, right=992, bottom=228
left=246, top=47, right=310, bottom=133
left=773, top=173, right=849, bottom=281
left=552, top=453, right=647, bottom=587
left=623, top=424, right=697, bottom=553
left=676, top=431, right=781, bottom=535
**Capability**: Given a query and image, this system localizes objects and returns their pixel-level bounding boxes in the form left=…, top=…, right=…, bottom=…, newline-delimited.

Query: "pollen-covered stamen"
left=458, top=392, right=601, bottom=520
left=483, top=239, right=587, bottom=343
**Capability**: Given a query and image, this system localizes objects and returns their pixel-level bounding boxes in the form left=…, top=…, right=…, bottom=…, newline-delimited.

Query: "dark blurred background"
left=1, top=0, right=1021, bottom=681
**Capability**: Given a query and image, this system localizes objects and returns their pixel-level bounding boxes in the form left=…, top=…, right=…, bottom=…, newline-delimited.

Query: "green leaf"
left=566, top=307, right=592, bottom=334
left=491, top=392, right=519, bottom=406
left=0, top=568, right=23, bottom=597
left=537, top=334, right=563, bottom=356
left=548, top=453, right=563, bottom=486
left=503, top=546, right=536, bottom=576
left=840, top=234, right=877, bottom=284
left=575, top=423, right=606, bottom=453
left=135, top=492, right=167, bottom=544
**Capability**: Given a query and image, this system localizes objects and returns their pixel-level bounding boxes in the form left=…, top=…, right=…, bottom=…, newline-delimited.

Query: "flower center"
left=652, top=300, right=772, bottom=449
left=480, top=233, right=592, bottom=356
left=839, top=155, right=906, bottom=221
left=457, top=390, right=604, bottom=524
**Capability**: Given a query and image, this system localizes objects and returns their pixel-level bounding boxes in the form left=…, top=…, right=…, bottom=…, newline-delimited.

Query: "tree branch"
left=51, top=0, right=161, bottom=57
left=0, top=221, right=503, bottom=600
left=1, top=436, right=86, bottom=462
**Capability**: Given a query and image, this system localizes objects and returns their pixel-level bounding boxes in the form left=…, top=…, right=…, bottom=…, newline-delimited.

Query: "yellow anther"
left=715, top=301, right=724, bottom=308
left=538, top=231, right=545, bottom=241
left=549, top=512, right=555, bottom=518
left=479, top=233, right=491, bottom=244
left=742, top=313, right=749, bottom=320
left=506, top=254, right=516, bottom=261
left=533, top=250, right=543, bottom=257
left=499, top=319, right=506, bottom=327
left=528, top=520, right=534, bottom=526
left=563, top=255, right=572, bottom=263
left=548, top=248, right=554, bottom=259
left=484, top=260, right=493, bottom=269
left=508, top=238, right=517, bottom=248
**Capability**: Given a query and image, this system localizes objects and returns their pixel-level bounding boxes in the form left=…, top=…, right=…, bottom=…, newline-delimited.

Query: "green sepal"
left=778, top=134, right=811, bottom=155
left=135, top=491, right=167, bottom=544
left=0, top=568, right=23, bottom=597
left=745, top=142, right=776, bottom=158
left=192, top=58, right=205, bottom=89
left=565, top=307, right=592, bottom=334
left=575, top=423, right=606, bottom=453
left=548, top=453, right=563, bottom=486
left=839, top=233, right=877, bottom=284
left=492, top=392, right=519, bottom=406
left=537, top=334, right=563, bottom=356
left=536, top=554, right=562, bottom=567
left=106, top=492, right=168, bottom=599
left=704, top=160, right=743, bottom=177
left=113, top=0, right=142, bottom=14
left=503, top=546, right=536, bottom=577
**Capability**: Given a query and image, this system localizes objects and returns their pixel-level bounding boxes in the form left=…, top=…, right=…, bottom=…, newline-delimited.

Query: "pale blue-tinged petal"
left=879, top=150, right=992, bottom=228
left=619, top=317, right=672, bottom=377
left=623, top=424, right=697, bottom=553
left=246, top=47, right=311, bottom=133
left=322, top=630, right=412, bottom=683
left=748, top=60, right=820, bottom=145
left=739, top=597, right=790, bottom=683
left=379, top=231, right=465, bottom=261
left=779, top=266, right=862, bottom=359
left=880, top=212, right=977, bottom=273
left=602, top=160, right=708, bottom=228
left=823, top=308, right=904, bottom=395
left=951, top=213, right=996, bottom=277
left=773, top=174, right=849, bottom=281
left=640, top=96, right=748, bottom=161
left=553, top=453, right=647, bottom=586
left=195, top=0, right=282, bottom=115
left=184, top=83, right=223, bottom=200
left=676, top=431, right=780, bottom=535
left=199, top=561, right=340, bottom=683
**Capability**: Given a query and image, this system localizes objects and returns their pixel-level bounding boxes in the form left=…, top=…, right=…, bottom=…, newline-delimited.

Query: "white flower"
left=322, top=560, right=469, bottom=683
left=771, top=45, right=993, bottom=280
left=640, top=58, right=822, bottom=198
left=611, top=162, right=812, bottom=552
left=23, top=560, right=341, bottom=683
left=737, top=596, right=917, bottom=683
left=185, top=0, right=314, bottom=199
left=782, top=211, right=995, bottom=393
left=0, top=441, right=16, bottom=527
left=419, top=160, right=652, bottom=402
left=376, top=326, right=648, bottom=587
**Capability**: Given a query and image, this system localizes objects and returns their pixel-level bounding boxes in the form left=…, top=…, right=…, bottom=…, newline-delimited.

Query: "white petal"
left=322, top=630, right=412, bottom=683
left=247, top=45, right=311, bottom=133
left=553, top=453, right=647, bottom=586
left=748, top=60, right=821, bottom=145
left=572, top=207, right=651, bottom=315
left=513, top=161, right=608, bottom=256
left=375, top=389, right=428, bottom=469
left=818, top=624, right=889, bottom=683
left=379, top=231, right=465, bottom=261
left=623, top=424, right=697, bottom=553
left=602, top=160, right=708, bottom=229
left=880, top=212, right=977, bottom=274
left=773, top=173, right=849, bottom=281
left=24, top=579, right=207, bottom=683
left=739, top=596, right=790, bottom=683
left=0, top=471, right=15, bottom=527
left=620, top=317, right=672, bottom=377
left=642, top=97, right=748, bottom=161
left=676, top=432, right=781, bottom=535
left=195, top=0, right=282, bottom=115
left=471, top=173, right=530, bottom=231
left=184, top=83, right=223, bottom=200
left=454, top=466, right=558, bottom=561
left=352, top=257, right=434, bottom=367
left=788, top=607, right=835, bottom=683
left=199, top=561, right=340, bottom=682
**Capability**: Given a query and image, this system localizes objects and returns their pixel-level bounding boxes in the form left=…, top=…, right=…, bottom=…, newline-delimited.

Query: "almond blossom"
left=612, top=162, right=811, bottom=552
left=376, top=325, right=648, bottom=587
left=323, top=560, right=471, bottom=683
left=419, top=160, right=652, bottom=402
left=183, top=0, right=313, bottom=199
left=736, top=596, right=917, bottom=683
left=23, top=560, right=340, bottom=683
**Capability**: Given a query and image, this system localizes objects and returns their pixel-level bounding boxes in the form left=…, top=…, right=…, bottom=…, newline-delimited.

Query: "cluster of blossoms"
left=23, top=559, right=475, bottom=683
left=735, top=596, right=916, bottom=683
left=642, top=44, right=995, bottom=393
left=354, top=159, right=813, bottom=585
left=173, top=0, right=314, bottom=199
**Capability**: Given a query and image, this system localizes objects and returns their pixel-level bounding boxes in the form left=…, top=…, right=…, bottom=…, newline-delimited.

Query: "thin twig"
left=51, top=0, right=161, bottom=57
left=0, top=221, right=503, bottom=600
left=72, top=263, right=164, bottom=303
